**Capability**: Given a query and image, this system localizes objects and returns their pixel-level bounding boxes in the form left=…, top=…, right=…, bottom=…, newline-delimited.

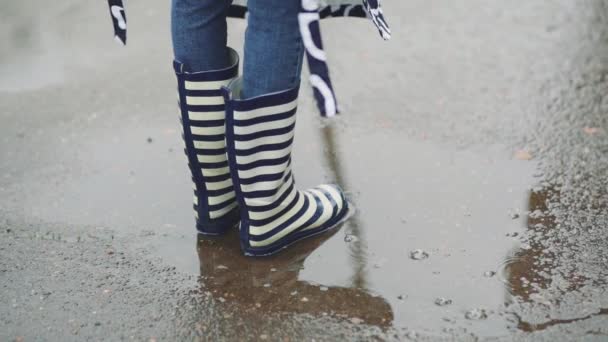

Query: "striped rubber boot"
left=222, top=78, right=351, bottom=256
left=174, top=48, right=240, bottom=235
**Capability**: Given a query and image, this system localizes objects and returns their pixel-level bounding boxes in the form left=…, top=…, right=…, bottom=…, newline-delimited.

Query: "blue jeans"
left=171, top=0, right=305, bottom=98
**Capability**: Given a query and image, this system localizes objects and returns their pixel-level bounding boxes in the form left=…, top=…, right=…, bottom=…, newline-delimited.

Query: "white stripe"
left=317, top=184, right=344, bottom=212
left=193, top=194, right=198, bottom=206
left=234, top=129, right=294, bottom=151
left=208, top=191, right=235, bottom=206
left=249, top=189, right=298, bottom=221
left=249, top=192, right=306, bottom=235
left=191, top=125, right=224, bottom=136
left=194, top=140, right=224, bottom=150
left=197, top=153, right=227, bottom=163
left=185, top=79, right=232, bottom=90
left=250, top=192, right=318, bottom=246
left=186, top=96, right=224, bottom=106
left=240, top=171, right=288, bottom=194
left=246, top=174, right=294, bottom=209
left=234, top=115, right=296, bottom=135
left=201, top=166, right=230, bottom=178
left=209, top=201, right=238, bottom=219
left=303, top=189, right=333, bottom=230
left=188, top=110, right=225, bottom=121
left=205, top=178, right=233, bottom=191
left=234, top=99, right=297, bottom=120
left=237, top=160, right=290, bottom=179
left=235, top=147, right=290, bottom=166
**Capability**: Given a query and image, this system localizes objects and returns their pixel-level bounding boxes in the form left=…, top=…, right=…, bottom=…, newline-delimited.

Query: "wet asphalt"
left=1, top=0, right=608, bottom=341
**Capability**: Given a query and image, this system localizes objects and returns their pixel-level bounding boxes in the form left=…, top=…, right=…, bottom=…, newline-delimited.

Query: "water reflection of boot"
left=197, top=228, right=393, bottom=327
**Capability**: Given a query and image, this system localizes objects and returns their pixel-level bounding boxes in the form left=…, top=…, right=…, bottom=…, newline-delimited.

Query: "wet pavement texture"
left=1, top=0, right=608, bottom=340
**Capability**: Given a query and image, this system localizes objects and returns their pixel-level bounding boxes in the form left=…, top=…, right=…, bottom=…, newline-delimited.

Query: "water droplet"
left=263, top=283, right=271, bottom=288
left=344, top=234, right=359, bottom=243
left=434, top=297, right=453, bottom=306
left=465, top=308, right=488, bottom=320
left=216, top=265, right=228, bottom=270
left=484, top=271, right=496, bottom=277
left=410, top=249, right=429, bottom=260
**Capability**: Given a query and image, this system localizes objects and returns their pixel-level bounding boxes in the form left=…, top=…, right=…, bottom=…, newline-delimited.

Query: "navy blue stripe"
left=191, top=133, right=224, bottom=142
left=249, top=191, right=301, bottom=227
left=205, top=172, right=231, bottom=183
left=247, top=176, right=295, bottom=213
left=318, top=187, right=339, bottom=218
left=202, top=185, right=234, bottom=197
left=231, top=85, right=299, bottom=112
left=189, top=119, right=225, bottom=127
left=239, top=171, right=285, bottom=185
left=243, top=203, right=349, bottom=256
left=237, top=154, right=290, bottom=171
left=248, top=195, right=311, bottom=242
left=234, top=108, right=296, bottom=127
left=199, top=160, right=228, bottom=169
left=234, top=123, right=295, bottom=142
left=208, top=196, right=237, bottom=212
left=290, top=193, right=326, bottom=236
left=195, top=147, right=226, bottom=155
left=179, top=64, right=238, bottom=82
left=186, top=104, right=225, bottom=112
left=185, top=89, right=223, bottom=97
left=236, top=138, right=294, bottom=156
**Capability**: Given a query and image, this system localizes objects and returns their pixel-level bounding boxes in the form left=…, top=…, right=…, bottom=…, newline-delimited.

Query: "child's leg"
left=242, top=0, right=305, bottom=98
left=171, top=0, right=233, bottom=71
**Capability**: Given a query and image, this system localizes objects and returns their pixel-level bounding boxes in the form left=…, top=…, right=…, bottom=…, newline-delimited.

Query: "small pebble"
left=350, top=317, right=364, bottom=324
left=465, top=308, right=488, bottom=320
left=344, top=234, right=359, bottom=243
left=434, top=297, right=453, bottom=306
left=410, top=249, right=429, bottom=260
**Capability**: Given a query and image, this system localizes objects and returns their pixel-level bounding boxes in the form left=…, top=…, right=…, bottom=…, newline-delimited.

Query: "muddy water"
left=1, top=0, right=608, bottom=340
